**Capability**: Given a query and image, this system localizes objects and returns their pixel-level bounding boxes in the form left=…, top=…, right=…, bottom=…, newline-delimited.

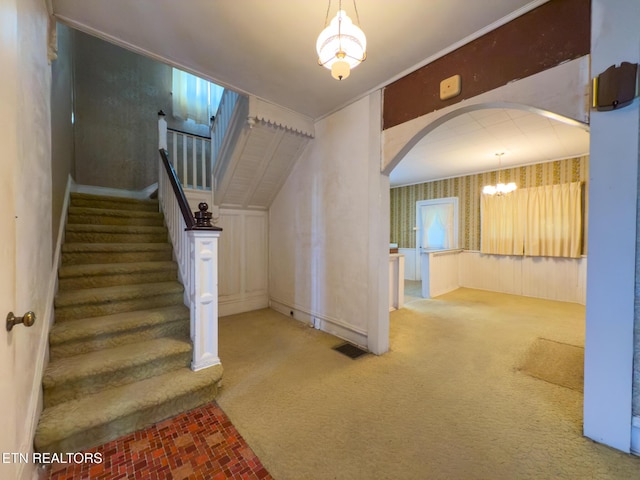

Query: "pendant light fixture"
left=482, top=153, right=517, bottom=195
left=316, top=0, right=367, bottom=80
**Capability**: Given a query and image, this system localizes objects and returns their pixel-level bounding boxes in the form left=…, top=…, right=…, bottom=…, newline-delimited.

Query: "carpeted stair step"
left=67, top=206, right=164, bottom=227
left=49, top=305, right=190, bottom=359
left=58, top=261, right=178, bottom=290
left=54, top=281, right=185, bottom=321
left=70, top=192, right=159, bottom=212
left=65, top=224, right=168, bottom=244
left=61, top=242, right=172, bottom=265
left=43, top=337, right=192, bottom=408
left=35, top=364, right=223, bottom=454
left=36, top=191, right=223, bottom=456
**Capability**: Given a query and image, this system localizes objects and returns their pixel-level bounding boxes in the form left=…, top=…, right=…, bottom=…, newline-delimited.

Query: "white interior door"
left=0, top=0, right=21, bottom=475
left=1, top=2, right=53, bottom=477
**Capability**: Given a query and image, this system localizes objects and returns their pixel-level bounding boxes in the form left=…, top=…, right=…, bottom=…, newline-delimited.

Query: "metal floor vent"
left=333, top=342, right=368, bottom=359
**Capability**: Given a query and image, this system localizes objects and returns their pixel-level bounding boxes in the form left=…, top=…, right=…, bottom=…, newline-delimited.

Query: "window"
left=171, top=68, right=224, bottom=125
left=416, top=197, right=458, bottom=251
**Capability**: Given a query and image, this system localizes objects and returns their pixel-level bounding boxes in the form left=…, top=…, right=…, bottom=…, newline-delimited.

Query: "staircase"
left=35, top=192, right=223, bottom=454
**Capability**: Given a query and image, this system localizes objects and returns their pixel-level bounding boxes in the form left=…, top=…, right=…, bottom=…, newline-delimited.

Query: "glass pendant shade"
left=483, top=153, right=517, bottom=195
left=317, top=9, right=366, bottom=80
left=483, top=182, right=517, bottom=195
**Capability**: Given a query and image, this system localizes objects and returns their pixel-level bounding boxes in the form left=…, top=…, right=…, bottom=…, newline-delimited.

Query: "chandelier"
left=316, top=0, right=367, bottom=80
left=482, top=153, right=517, bottom=195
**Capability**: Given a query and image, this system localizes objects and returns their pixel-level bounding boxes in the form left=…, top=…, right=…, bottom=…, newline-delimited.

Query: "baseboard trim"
left=219, top=294, right=268, bottom=317
left=269, top=297, right=368, bottom=349
left=72, top=182, right=158, bottom=200
left=632, top=416, right=640, bottom=456
left=21, top=175, right=73, bottom=477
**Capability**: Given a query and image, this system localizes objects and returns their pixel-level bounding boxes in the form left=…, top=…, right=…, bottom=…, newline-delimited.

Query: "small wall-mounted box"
left=592, top=62, right=638, bottom=111
left=440, top=74, right=461, bottom=100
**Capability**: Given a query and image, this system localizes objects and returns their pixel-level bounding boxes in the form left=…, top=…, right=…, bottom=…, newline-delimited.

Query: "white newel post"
left=158, top=111, right=168, bottom=150
left=158, top=111, right=222, bottom=372
left=189, top=229, right=222, bottom=371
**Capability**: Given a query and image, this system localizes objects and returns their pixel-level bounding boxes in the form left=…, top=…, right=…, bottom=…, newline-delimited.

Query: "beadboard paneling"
left=428, top=250, right=461, bottom=297
left=458, top=251, right=586, bottom=304
left=218, top=209, right=268, bottom=315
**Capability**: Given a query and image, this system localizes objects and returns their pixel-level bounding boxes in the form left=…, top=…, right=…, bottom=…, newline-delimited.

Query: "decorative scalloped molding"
left=248, top=96, right=315, bottom=138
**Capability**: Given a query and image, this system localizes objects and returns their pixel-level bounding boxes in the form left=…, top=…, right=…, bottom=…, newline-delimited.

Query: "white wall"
left=0, top=1, right=52, bottom=479
left=585, top=0, right=640, bottom=453
left=217, top=208, right=269, bottom=316
left=269, top=93, right=389, bottom=353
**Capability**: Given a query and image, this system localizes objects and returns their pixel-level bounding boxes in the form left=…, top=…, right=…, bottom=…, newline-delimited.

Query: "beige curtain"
left=525, top=182, right=582, bottom=258
left=480, top=189, right=526, bottom=255
left=481, top=182, right=582, bottom=258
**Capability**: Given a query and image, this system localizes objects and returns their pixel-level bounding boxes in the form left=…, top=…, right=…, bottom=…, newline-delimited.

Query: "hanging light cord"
left=322, top=0, right=331, bottom=27
left=352, top=0, right=361, bottom=25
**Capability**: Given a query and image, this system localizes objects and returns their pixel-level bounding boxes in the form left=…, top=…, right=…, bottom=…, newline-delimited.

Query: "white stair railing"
left=166, top=128, right=211, bottom=191
left=210, top=89, right=240, bottom=176
left=158, top=111, right=222, bottom=371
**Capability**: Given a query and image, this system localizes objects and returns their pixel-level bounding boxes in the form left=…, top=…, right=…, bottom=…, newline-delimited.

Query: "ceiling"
left=51, top=0, right=589, bottom=186
left=390, top=108, right=590, bottom=186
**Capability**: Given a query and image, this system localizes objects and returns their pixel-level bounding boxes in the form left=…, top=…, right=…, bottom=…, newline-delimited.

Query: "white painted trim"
left=219, top=294, right=269, bottom=317
left=248, top=96, right=315, bottom=137
left=416, top=197, right=459, bottom=250
left=73, top=182, right=158, bottom=200
left=270, top=297, right=368, bottom=348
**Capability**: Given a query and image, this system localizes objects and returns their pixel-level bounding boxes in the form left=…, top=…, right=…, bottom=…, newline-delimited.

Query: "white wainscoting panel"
left=217, top=209, right=268, bottom=316
left=460, top=251, right=523, bottom=295
left=389, top=254, right=405, bottom=311
left=459, top=251, right=586, bottom=304
left=429, top=250, right=461, bottom=297
left=399, top=248, right=419, bottom=280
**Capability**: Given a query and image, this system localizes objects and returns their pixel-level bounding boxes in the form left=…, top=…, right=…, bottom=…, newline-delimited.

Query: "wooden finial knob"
left=194, top=203, right=213, bottom=227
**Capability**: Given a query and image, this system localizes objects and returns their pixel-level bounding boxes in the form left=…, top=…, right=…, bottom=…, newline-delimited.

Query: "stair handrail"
left=159, top=148, right=196, bottom=230
left=158, top=111, right=222, bottom=372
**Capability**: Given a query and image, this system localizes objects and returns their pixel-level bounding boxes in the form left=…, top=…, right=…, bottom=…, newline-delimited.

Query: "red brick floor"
left=47, top=402, right=272, bottom=480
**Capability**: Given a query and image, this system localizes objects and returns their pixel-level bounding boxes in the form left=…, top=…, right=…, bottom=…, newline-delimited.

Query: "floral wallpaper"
left=390, top=156, right=589, bottom=251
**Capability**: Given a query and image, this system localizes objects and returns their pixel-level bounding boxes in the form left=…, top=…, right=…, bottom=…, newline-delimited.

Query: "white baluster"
left=158, top=113, right=167, bottom=150
left=172, top=132, right=178, bottom=171
left=201, top=138, right=206, bottom=189
left=180, top=136, right=188, bottom=185
left=191, top=137, right=198, bottom=188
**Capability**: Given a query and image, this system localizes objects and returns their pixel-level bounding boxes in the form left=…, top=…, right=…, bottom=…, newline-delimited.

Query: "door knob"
left=6, top=311, right=36, bottom=332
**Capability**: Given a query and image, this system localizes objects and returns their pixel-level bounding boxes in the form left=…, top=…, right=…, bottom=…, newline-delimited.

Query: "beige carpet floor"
left=404, top=279, right=423, bottom=303
left=217, top=288, right=640, bottom=479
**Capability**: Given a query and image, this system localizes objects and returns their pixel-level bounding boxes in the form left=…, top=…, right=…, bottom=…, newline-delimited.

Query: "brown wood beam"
left=383, top=0, right=590, bottom=130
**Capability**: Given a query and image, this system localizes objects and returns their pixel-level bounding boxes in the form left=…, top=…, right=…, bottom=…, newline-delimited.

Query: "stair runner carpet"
left=35, top=192, right=223, bottom=454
